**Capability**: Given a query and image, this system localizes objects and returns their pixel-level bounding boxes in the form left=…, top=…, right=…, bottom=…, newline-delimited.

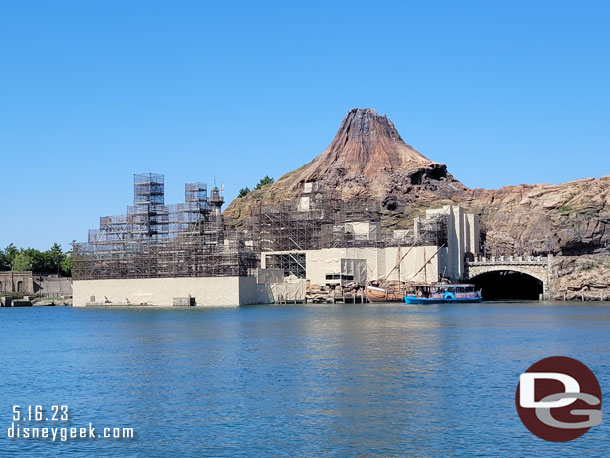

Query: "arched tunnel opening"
left=470, top=270, right=543, bottom=301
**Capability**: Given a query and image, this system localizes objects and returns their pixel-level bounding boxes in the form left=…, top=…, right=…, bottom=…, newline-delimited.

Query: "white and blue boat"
left=404, top=284, right=482, bottom=304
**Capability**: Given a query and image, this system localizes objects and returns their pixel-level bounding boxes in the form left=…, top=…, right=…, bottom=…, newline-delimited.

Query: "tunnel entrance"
left=470, top=270, right=543, bottom=301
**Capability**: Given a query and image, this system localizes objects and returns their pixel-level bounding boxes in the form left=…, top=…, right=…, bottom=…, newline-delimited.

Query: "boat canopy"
left=409, top=284, right=478, bottom=291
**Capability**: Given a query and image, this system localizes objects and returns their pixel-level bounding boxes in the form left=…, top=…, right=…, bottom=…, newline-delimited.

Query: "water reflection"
left=1, top=303, right=609, bottom=456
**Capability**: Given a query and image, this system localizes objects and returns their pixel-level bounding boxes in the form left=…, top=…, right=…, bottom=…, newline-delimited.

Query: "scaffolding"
left=246, top=185, right=387, bottom=251
left=73, top=174, right=257, bottom=280
left=415, top=214, right=448, bottom=247
left=74, top=176, right=457, bottom=282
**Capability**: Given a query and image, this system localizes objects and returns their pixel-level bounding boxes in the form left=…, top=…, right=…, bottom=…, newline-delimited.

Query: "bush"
left=254, top=175, right=274, bottom=190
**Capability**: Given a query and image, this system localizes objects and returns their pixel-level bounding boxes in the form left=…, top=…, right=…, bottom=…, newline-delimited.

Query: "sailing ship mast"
left=397, top=245, right=401, bottom=297
left=408, top=244, right=446, bottom=282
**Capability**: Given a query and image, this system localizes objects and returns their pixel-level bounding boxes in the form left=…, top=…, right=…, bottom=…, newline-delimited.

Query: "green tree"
left=2, top=243, right=72, bottom=275
left=21, top=248, right=45, bottom=272
left=12, top=253, right=33, bottom=271
left=61, top=252, right=72, bottom=277
left=0, top=248, right=9, bottom=271
left=49, top=243, right=64, bottom=274
left=254, top=175, right=274, bottom=190
left=4, top=244, right=18, bottom=268
left=237, top=187, right=251, bottom=198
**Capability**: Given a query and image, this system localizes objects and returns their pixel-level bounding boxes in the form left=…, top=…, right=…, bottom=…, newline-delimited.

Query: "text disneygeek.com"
left=7, top=405, right=134, bottom=441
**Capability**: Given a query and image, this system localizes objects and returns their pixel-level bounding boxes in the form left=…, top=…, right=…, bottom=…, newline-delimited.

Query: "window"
left=17, top=281, right=23, bottom=292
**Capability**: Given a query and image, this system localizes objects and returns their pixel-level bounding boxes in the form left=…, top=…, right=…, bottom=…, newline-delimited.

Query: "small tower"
left=209, top=185, right=224, bottom=221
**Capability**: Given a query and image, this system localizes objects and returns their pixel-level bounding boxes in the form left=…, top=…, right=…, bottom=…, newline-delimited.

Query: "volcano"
left=224, top=108, right=467, bottom=223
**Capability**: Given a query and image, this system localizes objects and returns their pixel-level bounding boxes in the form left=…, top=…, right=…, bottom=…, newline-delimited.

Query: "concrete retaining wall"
left=261, top=246, right=441, bottom=286
left=73, top=276, right=259, bottom=307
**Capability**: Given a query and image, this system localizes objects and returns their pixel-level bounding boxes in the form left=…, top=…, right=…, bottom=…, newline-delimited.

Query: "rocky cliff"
left=552, top=255, right=610, bottom=300
left=462, top=177, right=610, bottom=256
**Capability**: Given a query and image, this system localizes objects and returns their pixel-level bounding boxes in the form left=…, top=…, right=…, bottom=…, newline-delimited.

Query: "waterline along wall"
left=73, top=277, right=258, bottom=307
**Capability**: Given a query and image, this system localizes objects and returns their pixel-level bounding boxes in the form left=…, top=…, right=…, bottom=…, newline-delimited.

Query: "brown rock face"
left=298, top=108, right=431, bottom=183
left=551, top=255, right=610, bottom=300
left=461, top=178, right=610, bottom=256
left=224, top=107, right=610, bottom=296
left=292, top=108, right=466, bottom=201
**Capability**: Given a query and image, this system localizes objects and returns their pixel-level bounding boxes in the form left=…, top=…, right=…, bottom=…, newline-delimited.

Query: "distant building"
left=0, top=271, right=35, bottom=294
left=0, top=271, right=72, bottom=297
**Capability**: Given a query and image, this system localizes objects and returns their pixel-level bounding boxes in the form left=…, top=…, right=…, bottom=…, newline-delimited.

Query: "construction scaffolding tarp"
left=340, top=258, right=367, bottom=285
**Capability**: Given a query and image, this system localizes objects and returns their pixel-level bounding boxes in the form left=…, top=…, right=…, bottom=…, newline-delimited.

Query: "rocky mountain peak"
left=295, top=108, right=433, bottom=184
left=224, top=108, right=465, bottom=223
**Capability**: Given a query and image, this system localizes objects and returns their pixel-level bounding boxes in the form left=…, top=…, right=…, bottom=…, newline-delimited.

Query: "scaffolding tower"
left=73, top=174, right=257, bottom=280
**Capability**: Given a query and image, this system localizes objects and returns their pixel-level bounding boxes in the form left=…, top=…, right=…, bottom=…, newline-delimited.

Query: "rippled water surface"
left=1, top=302, right=610, bottom=456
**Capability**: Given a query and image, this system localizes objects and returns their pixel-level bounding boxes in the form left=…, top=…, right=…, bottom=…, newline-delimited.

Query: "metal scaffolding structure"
left=245, top=185, right=388, bottom=252
left=73, top=176, right=455, bottom=282
left=415, top=214, right=449, bottom=247
left=73, top=174, right=257, bottom=280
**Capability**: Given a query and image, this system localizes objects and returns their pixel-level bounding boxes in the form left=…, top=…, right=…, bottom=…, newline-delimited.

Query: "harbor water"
left=1, top=302, right=609, bottom=456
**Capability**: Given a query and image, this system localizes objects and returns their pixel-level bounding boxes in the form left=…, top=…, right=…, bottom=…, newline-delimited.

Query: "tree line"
left=0, top=243, right=72, bottom=276
left=237, top=175, right=275, bottom=198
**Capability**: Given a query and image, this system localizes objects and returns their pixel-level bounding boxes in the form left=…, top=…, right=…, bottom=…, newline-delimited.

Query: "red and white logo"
left=515, top=356, right=602, bottom=441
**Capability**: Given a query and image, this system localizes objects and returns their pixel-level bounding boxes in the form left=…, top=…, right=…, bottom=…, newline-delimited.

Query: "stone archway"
left=470, top=270, right=544, bottom=300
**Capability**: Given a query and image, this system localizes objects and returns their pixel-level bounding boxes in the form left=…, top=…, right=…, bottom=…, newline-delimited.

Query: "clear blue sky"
left=1, top=1, right=609, bottom=250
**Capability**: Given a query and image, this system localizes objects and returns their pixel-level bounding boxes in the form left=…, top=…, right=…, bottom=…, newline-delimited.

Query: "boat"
left=365, top=284, right=403, bottom=302
left=366, top=242, right=446, bottom=303
left=404, top=284, right=482, bottom=304
left=365, top=244, right=409, bottom=302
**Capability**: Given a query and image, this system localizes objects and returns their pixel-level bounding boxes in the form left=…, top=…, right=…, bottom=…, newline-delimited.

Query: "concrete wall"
left=384, top=246, right=441, bottom=284
left=262, top=246, right=440, bottom=286
left=465, top=213, right=480, bottom=256
left=35, top=276, right=73, bottom=296
left=418, top=205, right=478, bottom=281
left=73, top=276, right=259, bottom=307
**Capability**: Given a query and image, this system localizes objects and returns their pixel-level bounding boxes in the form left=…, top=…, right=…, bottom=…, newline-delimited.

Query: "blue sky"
left=1, top=1, right=609, bottom=250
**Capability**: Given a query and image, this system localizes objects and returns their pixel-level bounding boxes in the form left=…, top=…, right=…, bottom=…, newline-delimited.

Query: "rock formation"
left=552, top=255, right=610, bottom=300
left=462, top=177, right=610, bottom=256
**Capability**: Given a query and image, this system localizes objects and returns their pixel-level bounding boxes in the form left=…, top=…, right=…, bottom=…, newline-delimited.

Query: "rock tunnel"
left=470, top=270, right=543, bottom=301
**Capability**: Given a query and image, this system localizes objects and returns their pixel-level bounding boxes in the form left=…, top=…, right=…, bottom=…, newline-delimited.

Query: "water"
left=1, top=302, right=609, bottom=457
